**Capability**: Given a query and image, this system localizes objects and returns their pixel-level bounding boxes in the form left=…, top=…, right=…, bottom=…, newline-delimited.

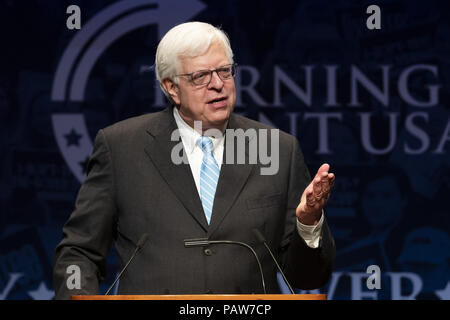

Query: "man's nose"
left=207, top=71, right=224, bottom=90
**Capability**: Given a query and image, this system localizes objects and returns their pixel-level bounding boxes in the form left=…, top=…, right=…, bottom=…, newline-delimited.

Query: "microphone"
left=105, top=233, right=149, bottom=295
left=184, top=238, right=266, bottom=294
left=252, top=229, right=295, bottom=294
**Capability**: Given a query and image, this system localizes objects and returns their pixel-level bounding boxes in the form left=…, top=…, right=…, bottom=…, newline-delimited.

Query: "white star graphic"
left=27, top=282, right=54, bottom=300
left=435, top=281, right=450, bottom=300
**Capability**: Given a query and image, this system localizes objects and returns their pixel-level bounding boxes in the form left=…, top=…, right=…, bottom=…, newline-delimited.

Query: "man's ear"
left=162, top=78, right=180, bottom=105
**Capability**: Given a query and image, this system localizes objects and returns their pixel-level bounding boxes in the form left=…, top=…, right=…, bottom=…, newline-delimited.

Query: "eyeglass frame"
left=175, top=63, right=237, bottom=86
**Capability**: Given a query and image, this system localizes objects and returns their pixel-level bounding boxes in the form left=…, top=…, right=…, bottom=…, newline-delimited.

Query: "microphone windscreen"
left=137, top=233, right=149, bottom=249
left=252, top=229, right=266, bottom=243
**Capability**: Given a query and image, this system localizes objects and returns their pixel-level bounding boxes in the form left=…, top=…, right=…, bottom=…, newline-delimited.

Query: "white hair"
left=155, top=21, right=234, bottom=98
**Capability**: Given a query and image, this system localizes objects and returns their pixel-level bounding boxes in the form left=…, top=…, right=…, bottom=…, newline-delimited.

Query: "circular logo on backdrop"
left=51, top=0, right=205, bottom=182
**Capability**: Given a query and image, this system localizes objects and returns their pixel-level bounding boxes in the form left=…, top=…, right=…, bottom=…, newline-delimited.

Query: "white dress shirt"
left=173, top=107, right=323, bottom=248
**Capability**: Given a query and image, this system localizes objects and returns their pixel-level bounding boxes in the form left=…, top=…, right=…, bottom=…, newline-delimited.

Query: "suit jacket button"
left=204, top=248, right=212, bottom=256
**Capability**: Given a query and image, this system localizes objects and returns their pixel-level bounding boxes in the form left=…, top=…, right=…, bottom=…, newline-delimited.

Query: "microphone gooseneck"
left=252, top=229, right=295, bottom=294
left=184, top=238, right=267, bottom=294
left=105, top=233, right=149, bottom=295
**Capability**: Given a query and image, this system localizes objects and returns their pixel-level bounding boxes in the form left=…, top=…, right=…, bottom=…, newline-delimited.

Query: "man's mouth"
left=207, top=96, right=228, bottom=108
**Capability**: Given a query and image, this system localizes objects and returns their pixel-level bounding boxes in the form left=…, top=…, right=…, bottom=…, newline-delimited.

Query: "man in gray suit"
left=53, top=22, right=336, bottom=299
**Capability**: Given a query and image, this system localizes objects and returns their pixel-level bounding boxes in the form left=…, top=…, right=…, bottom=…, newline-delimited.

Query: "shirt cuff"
left=296, top=211, right=324, bottom=249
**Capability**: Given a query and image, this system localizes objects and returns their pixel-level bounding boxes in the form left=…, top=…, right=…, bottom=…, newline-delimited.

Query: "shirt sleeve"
left=296, top=210, right=324, bottom=249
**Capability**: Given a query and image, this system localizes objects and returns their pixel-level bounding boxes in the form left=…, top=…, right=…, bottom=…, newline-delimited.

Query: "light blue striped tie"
left=198, top=136, right=220, bottom=225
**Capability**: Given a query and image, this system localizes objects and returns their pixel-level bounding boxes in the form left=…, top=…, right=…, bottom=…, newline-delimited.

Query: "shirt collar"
left=173, top=107, right=225, bottom=154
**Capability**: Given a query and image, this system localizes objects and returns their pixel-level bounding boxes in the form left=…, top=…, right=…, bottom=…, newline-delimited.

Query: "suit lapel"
left=144, top=107, right=209, bottom=231
left=143, top=107, right=256, bottom=235
left=208, top=114, right=255, bottom=237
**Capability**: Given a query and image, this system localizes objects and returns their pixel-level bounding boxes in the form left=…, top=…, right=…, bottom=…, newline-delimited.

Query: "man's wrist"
left=297, top=209, right=322, bottom=226
left=296, top=211, right=324, bottom=249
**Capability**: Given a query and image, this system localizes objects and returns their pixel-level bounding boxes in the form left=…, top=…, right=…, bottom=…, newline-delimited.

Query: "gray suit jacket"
left=53, top=106, right=335, bottom=299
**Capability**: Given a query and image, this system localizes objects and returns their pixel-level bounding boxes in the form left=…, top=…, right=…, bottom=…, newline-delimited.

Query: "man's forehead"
left=178, top=44, right=230, bottom=72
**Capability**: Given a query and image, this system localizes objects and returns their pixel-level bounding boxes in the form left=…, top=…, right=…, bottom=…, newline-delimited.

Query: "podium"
left=71, top=294, right=326, bottom=300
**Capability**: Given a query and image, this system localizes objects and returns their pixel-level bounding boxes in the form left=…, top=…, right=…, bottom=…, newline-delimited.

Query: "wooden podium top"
left=71, top=294, right=326, bottom=300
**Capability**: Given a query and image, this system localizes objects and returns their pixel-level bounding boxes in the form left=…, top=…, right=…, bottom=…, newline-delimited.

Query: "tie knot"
left=198, top=136, right=214, bottom=154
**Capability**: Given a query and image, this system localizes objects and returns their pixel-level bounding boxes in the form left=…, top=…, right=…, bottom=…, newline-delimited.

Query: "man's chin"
left=204, top=114, right=230, bottom=131
left=211, top=106, right=231, bottom=118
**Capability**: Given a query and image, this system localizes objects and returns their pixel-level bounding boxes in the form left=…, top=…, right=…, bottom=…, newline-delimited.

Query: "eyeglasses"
left=176, top=63, right=237, bottom=86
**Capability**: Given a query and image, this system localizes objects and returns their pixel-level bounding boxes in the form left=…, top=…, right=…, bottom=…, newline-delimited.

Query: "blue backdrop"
left=0, top=0, right=449, bottom=300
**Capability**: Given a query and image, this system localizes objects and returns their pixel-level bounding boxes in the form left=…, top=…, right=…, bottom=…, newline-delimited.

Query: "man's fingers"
left=313, top=177, right=323, bottom=199
left=328, top=173, right=335, bottom=185
left=317, top=163, right=330, bottom=175
left=322, top=192, right=330, bottom=203
left=305, top=188, right=315, bottom=207
left=302, top=168, right=335, bottom=209
left=321, top=175, right=330, bottom=193
left=314, top=164, right=333, bottom=191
